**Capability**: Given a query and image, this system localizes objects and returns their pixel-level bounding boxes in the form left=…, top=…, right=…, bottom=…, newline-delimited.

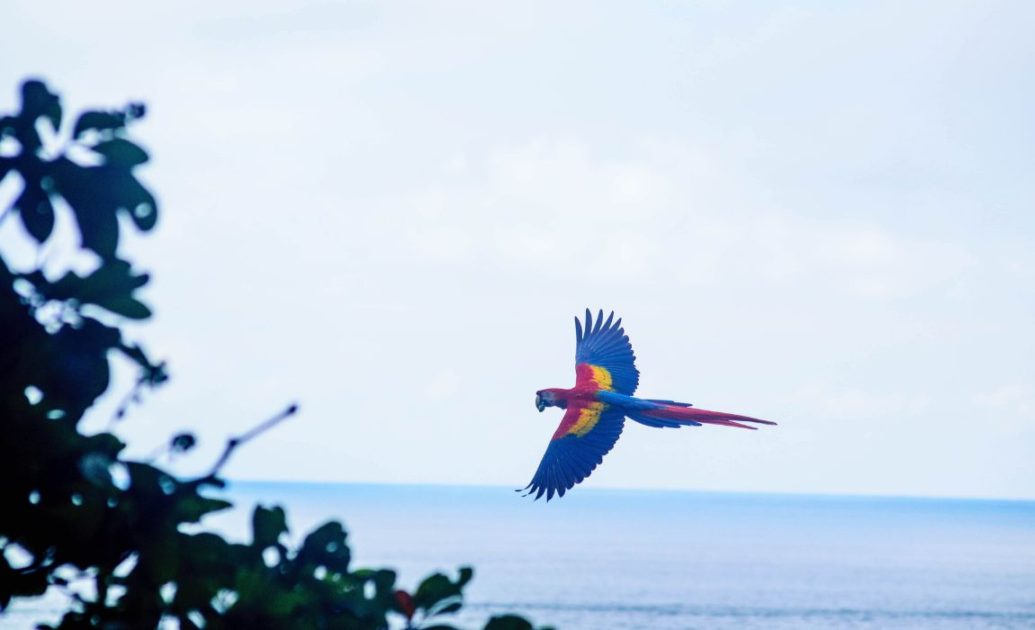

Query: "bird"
left=520, top=309, right=775, bottom=501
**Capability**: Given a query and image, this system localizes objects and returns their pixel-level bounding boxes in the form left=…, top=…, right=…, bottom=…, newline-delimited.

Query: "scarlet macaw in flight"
left=521, top=309, right=775, bottom=501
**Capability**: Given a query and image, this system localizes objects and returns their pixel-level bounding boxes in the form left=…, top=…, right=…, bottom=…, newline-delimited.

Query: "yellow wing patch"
left=570, top=402, right=605, bottom=437
left=589, top=365, right=613, bottom=391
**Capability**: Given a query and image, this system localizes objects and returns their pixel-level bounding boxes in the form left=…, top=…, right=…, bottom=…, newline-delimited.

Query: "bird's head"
left=535, top=389, right=565, bottom=413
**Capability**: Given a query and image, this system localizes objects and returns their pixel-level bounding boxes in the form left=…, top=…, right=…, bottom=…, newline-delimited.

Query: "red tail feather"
left=646, top=405, right=775, bottom=430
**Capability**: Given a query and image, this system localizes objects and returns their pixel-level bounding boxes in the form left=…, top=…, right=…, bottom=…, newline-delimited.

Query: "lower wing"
left=519, top=402, right=625, bottom=501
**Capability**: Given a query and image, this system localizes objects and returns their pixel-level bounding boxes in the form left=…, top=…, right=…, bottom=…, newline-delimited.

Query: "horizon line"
left=223, top=478, right=1035, bottom=505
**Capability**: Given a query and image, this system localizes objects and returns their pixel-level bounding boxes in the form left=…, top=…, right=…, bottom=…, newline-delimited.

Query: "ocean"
left=5, top=482, right=1035, bottom=629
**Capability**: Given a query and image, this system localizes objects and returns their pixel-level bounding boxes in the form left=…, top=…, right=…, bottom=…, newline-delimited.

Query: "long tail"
left=628, top=401, right=777, bottom=431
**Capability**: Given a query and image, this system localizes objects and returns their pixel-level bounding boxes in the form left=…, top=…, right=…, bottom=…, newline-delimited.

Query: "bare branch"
left=206, top=403, right=299, bottom=478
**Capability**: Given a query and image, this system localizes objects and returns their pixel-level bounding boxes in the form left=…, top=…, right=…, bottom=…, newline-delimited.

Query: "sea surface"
left=5, top=482, right=1035, bottom=629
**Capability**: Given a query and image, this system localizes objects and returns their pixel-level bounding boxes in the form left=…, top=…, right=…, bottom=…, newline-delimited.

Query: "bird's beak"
left=535, top=394, right=545, bottom=412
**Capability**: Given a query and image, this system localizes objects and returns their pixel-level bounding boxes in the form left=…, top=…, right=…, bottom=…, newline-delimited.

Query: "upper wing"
left=575, top=309, right=639, bottom=395
left=519, top=402, right=625, bottom=501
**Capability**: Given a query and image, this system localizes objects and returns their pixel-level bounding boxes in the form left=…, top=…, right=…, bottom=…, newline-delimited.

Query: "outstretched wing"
left=575, top=309, right=639, bottom=395
left=519, top=401, right=625, bottom=501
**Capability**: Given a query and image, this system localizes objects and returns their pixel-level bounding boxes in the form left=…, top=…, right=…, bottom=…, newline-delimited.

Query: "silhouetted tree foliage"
left=0, top=79, right=545, bottom=630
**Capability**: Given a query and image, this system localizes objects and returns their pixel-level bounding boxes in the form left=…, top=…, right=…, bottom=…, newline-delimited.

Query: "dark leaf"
left=125, top=462, right=179, bottom=511
left=14, top=181, right=54, bottom=243
left=413, top=572, right=465, bottom=612
left=175, top=494, right=233, bottom=524
left=72, top=110, right=125, bottom=139
left=140, top=536, right=182, bottom=584
left=484, top=615, right=535, bottom=630
left=79, top=452, right=114, bottom=486
left=46, top=273, right=82, bottom=300
left=87, top=432, right=126, bottom=458
left=252, top=505, right=288, bottom=549
left=50, top=157, right=159, bottom=254
left=297, top=521, right=351, bottom=573
left=128, top=198, right=158, bottom=231
left=105, top=169, right=159, bottom=231
left=92, top=138, right=149, bottom=167
left=107, top=297, right=151, bottom=319
left=43, top=257, right=151, bottom=319
left=37, top=319, right=118, bottom=412
left=127, top=102, right=146, bottom=119
left=49, top=159, right=121, bottom=258
left=20, top=79, right=61, bottom=130
left=0, top=114, right=16, bottom=137
left=78, top=201, right=118, bottom=258
left=46, top=100, right=62, bottom=131
left=170, top=432, right=196, bottom=453
left=74, top=314, right=123, bottom=349
left=369, top=568, right=396, bottom=594
left=143, top=360, right=168, bottom=386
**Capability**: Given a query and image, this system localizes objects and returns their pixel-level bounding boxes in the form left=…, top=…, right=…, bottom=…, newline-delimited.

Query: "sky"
left=2, top=0, right=1034, bottom=499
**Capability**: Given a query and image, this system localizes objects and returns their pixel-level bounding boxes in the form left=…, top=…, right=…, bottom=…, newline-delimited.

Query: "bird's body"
left=521, top=309, right=775, bottom=501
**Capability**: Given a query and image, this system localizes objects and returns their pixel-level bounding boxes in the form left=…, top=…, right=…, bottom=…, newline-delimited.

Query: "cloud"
left=367, top=136, right=976, bottom=301
left=791, top=383, right=932, bottom=422
left=422, top=369, right=461, bottom=401
left=973, top=384, right=1035, bottom=432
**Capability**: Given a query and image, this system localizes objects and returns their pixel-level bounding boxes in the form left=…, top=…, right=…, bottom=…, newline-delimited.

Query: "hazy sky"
left=3, top=1, right=1034, bottom=499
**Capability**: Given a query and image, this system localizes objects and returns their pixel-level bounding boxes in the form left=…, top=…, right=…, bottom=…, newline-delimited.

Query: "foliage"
left=0, top=79, right=545, bottom=630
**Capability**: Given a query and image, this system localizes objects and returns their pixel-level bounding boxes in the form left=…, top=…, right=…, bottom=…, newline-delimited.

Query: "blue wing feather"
left=625, top=410, right=701, bottom=428
left=645, top=399, right=693, bottom=407
left=575, top=309, right=639, bottom=395
left=520, top=408, right=625, bottom=501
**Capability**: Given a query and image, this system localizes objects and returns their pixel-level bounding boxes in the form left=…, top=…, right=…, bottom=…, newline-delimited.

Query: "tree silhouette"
left=0, top=79, right=544, bottom=630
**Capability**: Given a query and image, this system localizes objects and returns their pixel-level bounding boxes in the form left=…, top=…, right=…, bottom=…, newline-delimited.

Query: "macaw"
left=520, top=309, right=775, bottom=501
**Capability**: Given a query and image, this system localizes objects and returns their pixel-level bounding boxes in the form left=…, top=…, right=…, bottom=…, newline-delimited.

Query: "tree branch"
left=205, top=403, right=299, bottom=478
